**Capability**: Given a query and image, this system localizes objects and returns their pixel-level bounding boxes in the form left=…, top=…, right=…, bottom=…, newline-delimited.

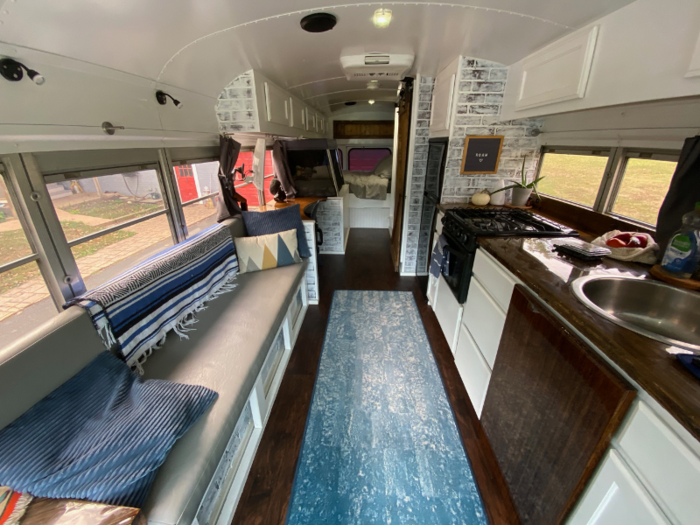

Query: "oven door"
left=441, top=243, right=470, bottom=303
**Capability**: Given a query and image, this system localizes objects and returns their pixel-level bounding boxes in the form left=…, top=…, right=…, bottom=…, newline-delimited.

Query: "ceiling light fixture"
left=372, top=8, right=392, bottom=28
left=0, top=58, right=45, bottom=85
left=368, top=99, right=376, bottom=105
left=156, top=90, right=183, bottom=109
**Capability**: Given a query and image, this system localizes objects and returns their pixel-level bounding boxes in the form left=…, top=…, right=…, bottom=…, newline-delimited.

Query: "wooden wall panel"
left=480, top=286, right=635, bottom=524
left=333, top=120, right=394, bottom=139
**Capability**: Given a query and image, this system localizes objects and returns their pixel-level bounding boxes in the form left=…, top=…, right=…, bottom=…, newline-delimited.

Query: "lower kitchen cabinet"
left=454, top=323, right=491, bottom=418
left=568, top=450, right=669, bottom=525
left=433, top=274, right=462, bottom=352
left=481, top=285, right=636, bottom=525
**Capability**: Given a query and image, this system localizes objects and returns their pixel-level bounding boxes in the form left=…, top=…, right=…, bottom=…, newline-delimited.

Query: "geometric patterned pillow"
left=233, top=229, right=302, bottom=274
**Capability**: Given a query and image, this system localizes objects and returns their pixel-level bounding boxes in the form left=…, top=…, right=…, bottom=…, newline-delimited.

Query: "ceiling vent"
left=340, top=52, right=414, bottom=80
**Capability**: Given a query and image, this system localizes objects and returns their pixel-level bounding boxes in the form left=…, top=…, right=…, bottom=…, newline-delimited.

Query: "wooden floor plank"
left=231, top=229, right=519, bottom=525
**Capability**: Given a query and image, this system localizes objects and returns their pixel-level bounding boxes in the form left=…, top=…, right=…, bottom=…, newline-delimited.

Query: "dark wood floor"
left=231, top=229, right=519, bottom=525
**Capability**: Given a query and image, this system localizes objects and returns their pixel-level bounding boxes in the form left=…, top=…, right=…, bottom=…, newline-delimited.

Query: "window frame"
left=536, top=146, right=680, bottom=228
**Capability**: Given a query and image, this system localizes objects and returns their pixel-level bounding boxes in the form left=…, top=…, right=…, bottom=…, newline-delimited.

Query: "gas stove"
left=444, top=208, right=578, bottom=239
left=440, top=208, right=578, bottom=303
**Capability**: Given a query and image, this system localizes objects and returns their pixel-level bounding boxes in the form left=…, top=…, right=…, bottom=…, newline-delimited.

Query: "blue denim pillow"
left=0, top=352, right=217, bottom=507
left=242, top=204, right=311, bottom=258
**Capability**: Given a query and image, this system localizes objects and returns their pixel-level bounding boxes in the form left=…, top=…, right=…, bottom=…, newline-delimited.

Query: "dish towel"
left=430, top=234, right=449, bottom=278
left=66, top=223, right=238, bottom=370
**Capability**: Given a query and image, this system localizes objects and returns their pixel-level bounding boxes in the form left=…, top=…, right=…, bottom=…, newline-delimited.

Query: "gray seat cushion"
left=0, top=307, right=104, bottom=432
left=141, top=260, right=307, bottom=525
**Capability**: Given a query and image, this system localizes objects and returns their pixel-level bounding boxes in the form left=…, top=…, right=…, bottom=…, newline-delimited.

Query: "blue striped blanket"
left=0, top=352, right=217, bottom=507
left=67, top=224, right=238, bottom=369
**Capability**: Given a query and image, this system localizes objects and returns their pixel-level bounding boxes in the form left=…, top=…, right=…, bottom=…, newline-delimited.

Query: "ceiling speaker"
left=300, top=13, right=337, bottom=33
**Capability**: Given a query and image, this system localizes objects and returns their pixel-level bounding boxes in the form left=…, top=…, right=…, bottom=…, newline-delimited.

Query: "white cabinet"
left=430, top=57, right=458, bottom=134
left=454, top=323, right=491, bottom=418
left=463, top=277, right=506, bottom=369
left=264, top=82, right=290, bottom=126
left=568, top=450, right=668, bottom=525
left=472, top=249, right=517, bottom=313
left=289, top=97, right=306, bottom=131
left=433, top=275, right=463, bottom=352
left=616, top=401, right=700, bottom=525
left=303, top=221, right=319, bottom=305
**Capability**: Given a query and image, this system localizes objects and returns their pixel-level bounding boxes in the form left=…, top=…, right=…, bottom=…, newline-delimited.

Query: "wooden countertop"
left=474, top=234, right=700, bottom=443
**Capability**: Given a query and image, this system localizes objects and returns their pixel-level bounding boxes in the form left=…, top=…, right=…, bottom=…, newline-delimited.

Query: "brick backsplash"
left=441, top=57, right=542, bottom=205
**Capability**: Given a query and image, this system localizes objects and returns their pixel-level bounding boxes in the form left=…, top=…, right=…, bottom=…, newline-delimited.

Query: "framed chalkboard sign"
left=460, top=135, right=504, bottom=174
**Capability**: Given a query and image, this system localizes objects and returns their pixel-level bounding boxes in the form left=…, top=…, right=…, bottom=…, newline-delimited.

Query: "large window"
left=537, top=147, right=679, bottom=227
left=174, top=161, right=220, bottom=237
left=537, top=150, right=610, bottom=208
left=347, top=148, right=391, bottom=172
left=610, top=154, right=677, bottom=225
left=230, top=150, right=275, bottom=209
left=46, top=169, right=173, bottom=291
left=0, top=173, right=52, bottom=343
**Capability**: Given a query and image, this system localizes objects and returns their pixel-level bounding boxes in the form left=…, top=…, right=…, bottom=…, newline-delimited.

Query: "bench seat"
left=142, top=260, right=307, bottom=525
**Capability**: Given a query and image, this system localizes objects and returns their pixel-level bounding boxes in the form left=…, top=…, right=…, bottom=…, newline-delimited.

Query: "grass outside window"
left=537, top=153, right=608, bottom=208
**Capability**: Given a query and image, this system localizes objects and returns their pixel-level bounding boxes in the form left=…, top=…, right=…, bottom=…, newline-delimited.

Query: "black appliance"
left=418, top=138, right=449, bottom=296
left=441, top=208, right=578, bottom=303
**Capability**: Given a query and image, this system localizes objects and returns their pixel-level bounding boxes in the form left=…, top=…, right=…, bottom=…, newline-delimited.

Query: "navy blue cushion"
left=0, top=352, right=217, bottom=507
left=242, top=204, right=311, bottom=258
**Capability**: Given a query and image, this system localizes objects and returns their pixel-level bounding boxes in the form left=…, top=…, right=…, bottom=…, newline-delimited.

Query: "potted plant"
left=490, top=156, right=545, bottom=207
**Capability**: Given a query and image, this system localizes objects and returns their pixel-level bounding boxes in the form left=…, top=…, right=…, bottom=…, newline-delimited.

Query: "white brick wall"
left=441, top=57, right=542, bottom=204
left=215, top=71, right=258, bottom=133
left=402, top=76, right=435, bottom=274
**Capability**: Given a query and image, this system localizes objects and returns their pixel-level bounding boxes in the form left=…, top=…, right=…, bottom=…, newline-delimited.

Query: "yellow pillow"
left=234, top=229, right=302, bottom=274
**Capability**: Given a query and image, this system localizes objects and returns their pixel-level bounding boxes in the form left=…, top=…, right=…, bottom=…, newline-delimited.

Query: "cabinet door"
left=568, top=450, right=668, bottom=525
left=430, top=58, right=457, bottom=133
left=289, top=97, right=306, bottom=130
left=454, top=324, right=492, bottom=418
left=433, top=275, right=462, bottom=352
left=463, top=276, right=506, bottom=369
left=264, top=82, right=289, bottom=126
left=481, top=286, right=636, bottom=525
left=306, top=109, right=317, bottom=132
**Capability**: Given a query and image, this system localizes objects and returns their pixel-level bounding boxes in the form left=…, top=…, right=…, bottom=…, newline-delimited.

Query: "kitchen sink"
left=571, top=275, right=700, bottom=352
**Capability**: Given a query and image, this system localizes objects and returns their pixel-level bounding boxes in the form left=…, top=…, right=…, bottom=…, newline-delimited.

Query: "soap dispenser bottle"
left=661, top=202, right=700, bottom=279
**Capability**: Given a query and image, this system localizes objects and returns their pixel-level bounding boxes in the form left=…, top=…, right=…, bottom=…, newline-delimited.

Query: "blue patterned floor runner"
left=287, top=290, right=488, bottom=525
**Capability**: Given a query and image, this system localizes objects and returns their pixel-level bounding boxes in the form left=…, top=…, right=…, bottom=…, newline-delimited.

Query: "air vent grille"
left=364, top=55, right=391, bottom=65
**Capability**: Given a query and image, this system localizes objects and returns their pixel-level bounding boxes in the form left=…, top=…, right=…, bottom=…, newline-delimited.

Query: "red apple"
left=627, top=236, right=642, bottom=248
left=633, top=234, right=648, bottom=248
left=606, top=238, right=628, bottom=248
left=613, top=232, right=633, bottom=244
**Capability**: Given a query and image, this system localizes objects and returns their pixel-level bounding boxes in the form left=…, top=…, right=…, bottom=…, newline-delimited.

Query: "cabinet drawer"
left=434, top=275, right=462, bottom=352
left=617, top=401, right=700, bottom=524
left=473, top=249, right=517, bottom=312
left=454, top=324, right=491, bottom=418
left=463, top=277, right=506, bottom=369
left=568, top=450, right=668, bottom=525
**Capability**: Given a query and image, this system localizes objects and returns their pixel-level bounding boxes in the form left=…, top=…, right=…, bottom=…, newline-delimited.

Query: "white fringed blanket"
left=67, top=224, right=238, bottom=370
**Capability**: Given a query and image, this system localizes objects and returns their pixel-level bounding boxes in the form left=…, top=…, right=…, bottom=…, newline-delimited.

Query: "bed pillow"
left=0, top=352, right=217, bottom=508
left=234, top=229, right=301, bottom=274
left=373, top=155, right=393, bottom=179
left=242, top=204, right=311, bottom=258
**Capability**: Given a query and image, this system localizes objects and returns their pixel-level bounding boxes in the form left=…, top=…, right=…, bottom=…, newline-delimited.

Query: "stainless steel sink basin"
left=571, top=275, right=700, bottom=352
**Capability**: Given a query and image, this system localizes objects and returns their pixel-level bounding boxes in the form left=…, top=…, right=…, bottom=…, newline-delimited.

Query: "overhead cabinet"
left=236, top=70, right=329, bottom=138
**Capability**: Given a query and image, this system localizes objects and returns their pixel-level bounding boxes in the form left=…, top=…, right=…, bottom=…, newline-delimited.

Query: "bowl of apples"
left=591, top=230, right=658, bottom=264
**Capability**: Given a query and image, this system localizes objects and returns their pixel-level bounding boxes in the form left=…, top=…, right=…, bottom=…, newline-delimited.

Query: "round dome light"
left=368, top=99, right=376, bottom=105
left=372, top=8, right=392, bottom=28
left=300, top=13, right=337, bottom=33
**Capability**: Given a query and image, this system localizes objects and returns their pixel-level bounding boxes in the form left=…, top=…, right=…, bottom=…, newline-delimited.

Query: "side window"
left=45, top=169, right=173, bottom=291
left=347, top=148, right=391, bottom=172
left=608, top=153, right=677, bottom=226
left=173, top=161, right=220, bottom=237
left=0, top=173, right=54, bottom=344
left=228, top=150, right=274, bottom=210
left=536, top=150, right=610, bottom=208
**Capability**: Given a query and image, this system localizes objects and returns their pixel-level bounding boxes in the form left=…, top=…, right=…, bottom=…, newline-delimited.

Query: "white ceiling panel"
left=0, top=0, right=636, bottom=118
